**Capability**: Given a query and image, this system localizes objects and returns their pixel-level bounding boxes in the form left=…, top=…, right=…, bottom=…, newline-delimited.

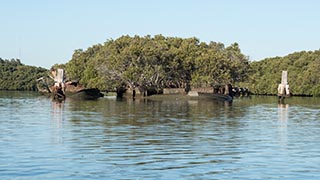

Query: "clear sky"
left=1, top=0, right=320, bottom=68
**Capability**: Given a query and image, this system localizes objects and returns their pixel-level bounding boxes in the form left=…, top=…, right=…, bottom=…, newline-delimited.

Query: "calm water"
left=1, top=91, right=320, bottom=180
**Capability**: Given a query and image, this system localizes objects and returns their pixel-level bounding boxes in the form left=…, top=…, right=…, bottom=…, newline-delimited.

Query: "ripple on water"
left=1, top=94, right=320, bottom=179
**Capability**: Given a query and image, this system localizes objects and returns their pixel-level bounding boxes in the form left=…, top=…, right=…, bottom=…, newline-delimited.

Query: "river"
left=1, top=91, right=320, bottom=179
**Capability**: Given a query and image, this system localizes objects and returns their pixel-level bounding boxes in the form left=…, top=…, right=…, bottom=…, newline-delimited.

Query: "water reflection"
left=50, top=101, right=65, bottom=145
left=277, top=103, right=289, bottom=147
left=2, top=92, right=320, bottom=180
left=63, top=97, right=247, bottom=176
left=51, top=101, right=65, bottom=128
left=278, top=103, right=289, bottom=123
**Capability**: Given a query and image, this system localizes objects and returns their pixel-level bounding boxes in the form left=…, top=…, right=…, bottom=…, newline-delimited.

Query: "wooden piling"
left=278, top=70, right=290, bottom=103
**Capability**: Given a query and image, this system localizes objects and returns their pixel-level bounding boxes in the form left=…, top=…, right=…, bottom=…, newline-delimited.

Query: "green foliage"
left=2, top=35, right=320, bottom=97
left=247, top=50, right=320, bottom=96
left=0, top=58, right=48, bottom=91
left=65, top=35, right=250, bottom=92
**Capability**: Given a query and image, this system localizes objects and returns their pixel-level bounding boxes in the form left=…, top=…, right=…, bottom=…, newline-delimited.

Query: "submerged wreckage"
left=37, top=68, right=103, bottom=101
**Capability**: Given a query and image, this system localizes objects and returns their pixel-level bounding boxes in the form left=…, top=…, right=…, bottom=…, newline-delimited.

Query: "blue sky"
left=1, top=0, right=320, bottom=68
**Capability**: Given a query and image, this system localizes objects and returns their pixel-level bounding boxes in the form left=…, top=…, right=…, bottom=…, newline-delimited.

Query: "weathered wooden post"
left=52, top=68, right=66, bottom=100
left=278, top=71, right=290, bottom=102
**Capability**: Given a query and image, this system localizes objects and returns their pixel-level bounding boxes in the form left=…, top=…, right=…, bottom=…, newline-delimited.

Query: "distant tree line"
left=2, top=35, right=320, bottom=96
left=0, top=58, right=48, bottom=91
left=243, top=50, right=320, bottom=96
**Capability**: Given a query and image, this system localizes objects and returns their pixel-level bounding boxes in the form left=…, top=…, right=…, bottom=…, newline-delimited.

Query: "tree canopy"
left=244, top=50, right=320, bottom=96
left=65, top=35, right=250, bottom=92
left=2, top=35, right=320, bottom=97
left=0, top=58, right=48, bottom=91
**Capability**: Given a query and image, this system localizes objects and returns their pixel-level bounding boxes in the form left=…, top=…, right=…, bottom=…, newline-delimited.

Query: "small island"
left=1, top=35, right=320, bottom=98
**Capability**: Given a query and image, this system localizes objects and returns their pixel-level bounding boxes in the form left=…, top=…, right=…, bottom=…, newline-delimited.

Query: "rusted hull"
left=198, top=92, right=233, bottom=102
left=38, top=87, right=103, bottom=100
left=68, top=88, right=104, bottom=100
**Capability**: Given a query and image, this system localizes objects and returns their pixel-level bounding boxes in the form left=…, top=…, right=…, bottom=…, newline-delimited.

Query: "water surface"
left=1, top=91, right=320, bottom=179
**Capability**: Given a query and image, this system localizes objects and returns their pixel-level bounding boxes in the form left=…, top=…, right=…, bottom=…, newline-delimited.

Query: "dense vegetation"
left=245, top=50, right=320, bottom=96
left=65, top=35, right=249, bottom=93
left=0, top=58, right=48, bottom=91
left=2, top=35, right=320, bottom=96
